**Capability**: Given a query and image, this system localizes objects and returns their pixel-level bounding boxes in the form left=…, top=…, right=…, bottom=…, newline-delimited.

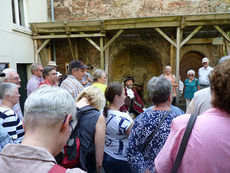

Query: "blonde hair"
left=76, top=86, right=105, bottom=111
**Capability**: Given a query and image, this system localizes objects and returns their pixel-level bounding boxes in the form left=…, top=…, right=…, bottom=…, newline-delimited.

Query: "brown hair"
left=209, top=59, right=230, bottom=113
left=103, top=82, right=124, bottom=117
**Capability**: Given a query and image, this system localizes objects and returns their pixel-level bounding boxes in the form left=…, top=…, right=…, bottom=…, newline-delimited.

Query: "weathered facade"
left=50, top=0, right=230, bottom=20
left=32, top=0, right=230, bottom=103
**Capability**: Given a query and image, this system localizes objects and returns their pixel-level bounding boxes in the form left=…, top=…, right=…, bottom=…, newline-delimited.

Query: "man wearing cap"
left=26, top=63, right=43, bottom=96
left=198, top=57, right=213, bottom=90
left=120, top=76, right=144, bottom=117
left=60, top=60, right=87, bottom=99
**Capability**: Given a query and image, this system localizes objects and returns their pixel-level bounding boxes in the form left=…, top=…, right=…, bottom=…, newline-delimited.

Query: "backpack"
left=61, top=105, right=100, bottom=170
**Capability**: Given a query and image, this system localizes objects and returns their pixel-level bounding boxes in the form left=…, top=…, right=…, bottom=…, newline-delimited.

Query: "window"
left=11, top=0, right=26, bottom=27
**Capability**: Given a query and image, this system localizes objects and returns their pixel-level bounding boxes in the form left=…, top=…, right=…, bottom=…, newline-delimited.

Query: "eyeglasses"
left=50, top=73, right=57, bottom=76
left=188, top=74, right=194, bottom=76
left=38, top=69, right=43, bottom=72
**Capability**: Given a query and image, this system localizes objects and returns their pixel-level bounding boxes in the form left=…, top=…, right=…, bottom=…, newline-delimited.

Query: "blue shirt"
left=0, top=124, right=12, bottom=152
left=126, top=108, right=183, bottom=173
left=184, top=78, right=199, bottom=99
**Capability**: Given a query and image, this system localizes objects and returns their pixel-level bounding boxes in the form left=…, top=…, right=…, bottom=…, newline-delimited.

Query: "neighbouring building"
left=0, top=0, right=48, bottom=109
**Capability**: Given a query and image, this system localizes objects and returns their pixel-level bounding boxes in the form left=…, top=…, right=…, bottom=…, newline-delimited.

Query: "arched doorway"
left=110, top=45, right=162, bottom=104
left=180, top=51, right=204, bottom=82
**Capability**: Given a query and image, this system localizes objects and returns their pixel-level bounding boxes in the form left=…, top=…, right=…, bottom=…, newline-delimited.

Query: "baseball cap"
left=0, top=72, right=6, bottom=77
left=202, top=57, right=209, bottom=63
left=69, top=60, right=88, bottom=71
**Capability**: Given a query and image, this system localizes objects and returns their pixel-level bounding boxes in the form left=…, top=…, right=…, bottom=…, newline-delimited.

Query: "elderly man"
left=0, top=86, right=85, bottom=173
left=61, top=60, right=87, bottom=99
left=198, top=57, right=213, bottom=89
left=187, top=55, right=230, bottom=115
left=26, top=63, right=43, bottom=96
left=39, top=66, right=58, bottom=86
left=160, top=66, right=178, bottom=105
left=120, top=76, right=144, bottom=117
left=1, top=68, right=23, bottom=120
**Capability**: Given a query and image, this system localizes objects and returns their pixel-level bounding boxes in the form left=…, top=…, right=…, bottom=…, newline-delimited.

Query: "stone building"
left=31, top=0, right=230, bottom=103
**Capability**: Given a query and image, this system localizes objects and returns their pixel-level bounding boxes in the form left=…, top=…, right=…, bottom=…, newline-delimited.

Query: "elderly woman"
left=0, top=83, right=25, bottom=146
left=103, top=82, right=134, bottom=173
left=126, top=77, right=183, bottom=173
left=91, top=69, right=107, bottom=93
left=160, top=66, right=178, bottom=105
left=75, top=86, right=106, bottom=173
left=184, top=69, right=200, bottom=109
left=155, top=60, right=230, bottom=173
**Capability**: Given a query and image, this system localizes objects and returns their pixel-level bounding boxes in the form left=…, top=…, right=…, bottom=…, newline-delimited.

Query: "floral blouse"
left=126, top=109, right=182, bottom=173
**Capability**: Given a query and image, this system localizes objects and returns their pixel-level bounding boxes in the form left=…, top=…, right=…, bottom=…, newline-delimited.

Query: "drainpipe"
left=51, top=0, right=56, bottom=62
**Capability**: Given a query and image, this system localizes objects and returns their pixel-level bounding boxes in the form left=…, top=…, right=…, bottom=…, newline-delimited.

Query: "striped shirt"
left=0, top=107, right=25, bottom=144
left=60, top=75, right=84, bottom=99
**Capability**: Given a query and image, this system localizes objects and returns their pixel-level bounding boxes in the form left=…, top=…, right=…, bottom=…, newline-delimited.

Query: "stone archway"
left=110, top=45, right=162, bottom=104
left=180, top=51, right=204, bottom=82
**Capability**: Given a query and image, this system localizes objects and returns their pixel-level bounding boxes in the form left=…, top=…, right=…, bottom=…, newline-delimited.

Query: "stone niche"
left=55, top=34, right=222, bottom=105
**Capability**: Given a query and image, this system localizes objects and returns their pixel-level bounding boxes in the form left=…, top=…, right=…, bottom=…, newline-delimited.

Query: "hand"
left=144, top=168, right=151, bottom=173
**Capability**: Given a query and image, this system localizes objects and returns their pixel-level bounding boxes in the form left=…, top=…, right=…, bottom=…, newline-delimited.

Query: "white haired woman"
left=184, top=70, right=200, bottom=110
left=126, top=77, right=183, bottom=173
left=0, top=83, right=25, bottom=147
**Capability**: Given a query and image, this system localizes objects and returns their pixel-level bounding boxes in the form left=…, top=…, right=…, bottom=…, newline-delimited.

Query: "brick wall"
left=50, top=0, right=230, bottom=21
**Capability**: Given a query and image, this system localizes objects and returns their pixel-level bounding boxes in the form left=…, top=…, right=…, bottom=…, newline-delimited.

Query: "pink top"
left=155, top=108, right=230, bottom=173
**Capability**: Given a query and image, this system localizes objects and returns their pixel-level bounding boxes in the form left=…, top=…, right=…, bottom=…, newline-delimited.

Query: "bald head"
left=2, top=68, right=21, bottom=87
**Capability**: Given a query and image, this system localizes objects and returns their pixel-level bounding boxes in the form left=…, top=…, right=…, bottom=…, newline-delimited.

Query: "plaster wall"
left=0, top=0, right=48, bottom=70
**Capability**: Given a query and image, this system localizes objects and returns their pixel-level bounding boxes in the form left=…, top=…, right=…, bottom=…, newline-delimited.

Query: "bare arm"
left=94, top=114, right=106, bottom=173
left=125, top=122, right=133, bottom=136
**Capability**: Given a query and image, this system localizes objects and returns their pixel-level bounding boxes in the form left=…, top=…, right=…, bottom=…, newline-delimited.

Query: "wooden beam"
left=74, top=40, right=79, bottom=60
left=176, top=27, right=181, bottom=106
left=103, top=30, right=124, bottom=51
left=33, top=33, right=106, bottom=39
left=185, top=38, right=213, bottom=44
left=67, top=38, right=75, bottom=60
left=33, top=39, right=38, bottom=63
left=80, top=32, right=100, bottom=51
left=180, top=26, right=203, bottom=47
left=100, top=37, right=104, bottom=70
left=170, top=35, right=174, bottom=70
left=155, top=28, right=177, bottom=48
left=105, top=37, right=110, bottom=84
left=224, top=38, right=230, bottom=55
left=214, top=25, right=230, bottom=43
left=35, top=39, right=51, bottom=63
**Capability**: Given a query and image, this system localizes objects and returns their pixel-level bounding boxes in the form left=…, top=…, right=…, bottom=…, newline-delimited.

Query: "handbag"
left=171, top=114, right=197, bottom=173
left=142, top=110, right=172, bottom=154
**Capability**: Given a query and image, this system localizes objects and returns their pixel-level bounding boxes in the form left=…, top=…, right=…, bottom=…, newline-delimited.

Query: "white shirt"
left=126, top=87, right=134, bottom=99
left=198, top=66, right=213, bottom=85
left=104, top=110, right=133, bottom=161
left=186, top=87, right=211, bottom=115
left=179, top=80, right=184, bottom=94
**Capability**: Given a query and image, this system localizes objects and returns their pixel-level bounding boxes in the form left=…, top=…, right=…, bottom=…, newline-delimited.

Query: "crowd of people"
left=0, top=55, right=229, bottom=173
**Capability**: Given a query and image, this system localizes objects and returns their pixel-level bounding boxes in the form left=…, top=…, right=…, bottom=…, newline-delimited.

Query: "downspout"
left=51, top=0, right=56, bottom=62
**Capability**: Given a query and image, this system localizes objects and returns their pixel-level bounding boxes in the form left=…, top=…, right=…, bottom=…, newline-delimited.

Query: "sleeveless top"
left=76, top=105, right=100, bottom=172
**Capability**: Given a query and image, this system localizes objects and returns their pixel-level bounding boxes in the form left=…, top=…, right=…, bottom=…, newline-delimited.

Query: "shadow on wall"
left=110, top=44, right=162, bottom=105
left=180, top=51, right=204, bottom=82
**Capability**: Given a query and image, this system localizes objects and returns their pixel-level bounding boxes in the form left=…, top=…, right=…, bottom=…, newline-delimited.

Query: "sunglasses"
left=188, top=74, right=194, bottom=76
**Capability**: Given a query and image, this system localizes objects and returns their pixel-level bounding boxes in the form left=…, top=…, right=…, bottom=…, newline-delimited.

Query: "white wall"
left=0, top=0, right=48, bottom=70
